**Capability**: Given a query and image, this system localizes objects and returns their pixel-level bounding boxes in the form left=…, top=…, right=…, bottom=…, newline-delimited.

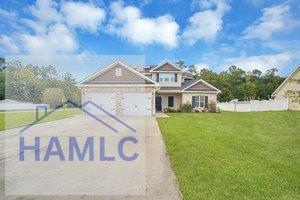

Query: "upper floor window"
left=158, top=73, right=175, bottom=82
left=116, top=68, right=122, bottom=76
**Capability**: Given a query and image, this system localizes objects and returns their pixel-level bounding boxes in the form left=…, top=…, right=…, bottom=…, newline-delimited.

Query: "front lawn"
left=157, top=111, right=300, bottom=200
left=0, top=108, right=81, bottom=131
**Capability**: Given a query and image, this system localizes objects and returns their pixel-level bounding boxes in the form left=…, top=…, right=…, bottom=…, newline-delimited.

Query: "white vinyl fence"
left=0, top=99, right=49, bottom=111
left=218, top=98, right=288, bottom=112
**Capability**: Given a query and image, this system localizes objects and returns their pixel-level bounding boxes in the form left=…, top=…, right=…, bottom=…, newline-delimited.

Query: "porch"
left=155, top=92, right=218, bottom=112
left=155, top=93, right=181, bottom=111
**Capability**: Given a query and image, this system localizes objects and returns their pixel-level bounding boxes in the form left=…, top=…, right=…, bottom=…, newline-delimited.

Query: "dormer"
left=150, top=60, right=183, bottom=87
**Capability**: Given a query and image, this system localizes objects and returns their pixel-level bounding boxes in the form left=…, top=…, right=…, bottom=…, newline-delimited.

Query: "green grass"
left=157, top=111, right=300, bottom=200
left=0, top=108, right=81, bottom=131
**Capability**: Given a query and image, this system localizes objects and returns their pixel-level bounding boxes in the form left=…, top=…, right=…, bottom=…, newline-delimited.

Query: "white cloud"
left=263, top=40, right=300, bottom=51
left=21, top=18, right=48, bottom=35
left=29, top=0, right=61, bottom=23
left=0, top=35, right=19, bottom=54
left=19, top=0, right=75, bottom=54
left=0, top=8, right=17, bottom=18
left=62, top=1, right=105, bottom=33
left=243, top=4, right=291, bottom=40
left=4, top=0, right=106, bottom=54
left=20, top=24, right=78, bottom=54
left=107, top=1, right=179, bottom=48
left=191, top=0, right=215, bottom=10
left=195, top=63, right=210, bottom=71
left=223, top=51, right=299, bottom=72
left=140, top=0, right=152, bottom=7
left=183, top=0, right=230, bottom=45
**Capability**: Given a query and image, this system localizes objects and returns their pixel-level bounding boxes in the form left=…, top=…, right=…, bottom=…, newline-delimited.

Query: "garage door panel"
left=85, top=92, right=116, bottom=115
left=122, top=92, right=152, bottom=115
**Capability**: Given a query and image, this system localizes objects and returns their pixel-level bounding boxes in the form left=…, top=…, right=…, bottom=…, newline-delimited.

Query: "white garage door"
left=122, top=92, right=152, bottom=115
left=85, top=92, right=116, bottom=115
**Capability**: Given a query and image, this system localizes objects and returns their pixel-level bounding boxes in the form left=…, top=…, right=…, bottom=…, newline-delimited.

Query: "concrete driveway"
left=0, top=115, right=181, bottom=200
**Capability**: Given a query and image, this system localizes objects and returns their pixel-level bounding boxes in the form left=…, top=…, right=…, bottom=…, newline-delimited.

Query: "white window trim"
left=159, top=73, right=175, bottom=83
left=194, top=96, right=205, bottom=108
left=116, top=68, right=122, bottom=76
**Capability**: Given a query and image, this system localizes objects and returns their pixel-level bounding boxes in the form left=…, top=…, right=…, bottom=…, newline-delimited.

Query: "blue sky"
left=0, top=0, right=300, bottom=79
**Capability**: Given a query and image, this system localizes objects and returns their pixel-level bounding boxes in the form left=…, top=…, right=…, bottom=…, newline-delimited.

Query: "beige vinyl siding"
left=152, top=63, right=181, bottom=71
left=186, top=81, right=214, bottom=91
left=85, top=64, right=149, bottom=84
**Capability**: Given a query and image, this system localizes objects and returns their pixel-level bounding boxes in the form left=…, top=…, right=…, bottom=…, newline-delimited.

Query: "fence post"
left=234, top=101, right=236, bottom=112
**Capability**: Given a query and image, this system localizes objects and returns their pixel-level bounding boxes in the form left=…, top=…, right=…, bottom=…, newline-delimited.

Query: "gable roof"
left=77, top=60, right=159, bottom=86
left=150, top=60, right=182, bottom=72
left=180, top=79, right=198, bottom=90
left=181, top=79, right=221, bottom=93
left=272, top=66, right=300, bottom=96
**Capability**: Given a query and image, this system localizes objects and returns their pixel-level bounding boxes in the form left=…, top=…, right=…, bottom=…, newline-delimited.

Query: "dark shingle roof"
left=181, top=79, right=218, bottom=91
left=180, top=79, right=198, bottom=90
left=159, top=79, right=218, bottom=92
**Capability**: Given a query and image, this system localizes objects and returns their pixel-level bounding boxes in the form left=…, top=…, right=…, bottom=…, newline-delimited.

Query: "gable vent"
left=116, top=68, right=122, bottom=76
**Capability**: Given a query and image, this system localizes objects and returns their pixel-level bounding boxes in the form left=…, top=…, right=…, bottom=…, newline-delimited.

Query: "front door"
left=155, top=96, right=162, bottom=111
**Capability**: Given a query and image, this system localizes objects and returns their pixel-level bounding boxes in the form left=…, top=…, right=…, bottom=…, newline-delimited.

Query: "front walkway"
left=155, top=112, right=169, bottom=118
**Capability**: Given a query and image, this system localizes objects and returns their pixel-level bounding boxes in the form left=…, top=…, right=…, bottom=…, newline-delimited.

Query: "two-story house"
left=77, top=60, right=221, bottom=115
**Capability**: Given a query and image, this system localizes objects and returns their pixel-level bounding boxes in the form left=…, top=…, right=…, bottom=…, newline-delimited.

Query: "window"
left=158, top=73, right=175, bottom=82
left=168, top=96, right=174, bottom=107
left=194, top=96, right=205, bottom=107
left=116, top=68, right=122, bottom=76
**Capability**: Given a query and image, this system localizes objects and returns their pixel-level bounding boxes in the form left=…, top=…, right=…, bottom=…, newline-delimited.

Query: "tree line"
left=0, top=58, right=81, bottom=107
left=176, top=61, right=286, bottom=102
left=0, top=58, right=286, bottom=105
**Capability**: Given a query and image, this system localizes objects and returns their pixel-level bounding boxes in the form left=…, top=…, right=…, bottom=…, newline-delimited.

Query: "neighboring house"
left=272, top=66, right=300, bottom=110
left=77, top=60, right=221, bottom=116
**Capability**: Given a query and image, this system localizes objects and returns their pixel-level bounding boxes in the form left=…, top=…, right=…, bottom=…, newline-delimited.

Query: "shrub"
left=42, top=88, right=65, bottom=108
left=207, top=100, right=217, bottom=113
left=164, top=108, right=176, bottom=113
left=169, top=108, right=176, bottom=113
left=195, top=110, right=200, bottom=113
left=179, top=102, right=193, bottom=113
